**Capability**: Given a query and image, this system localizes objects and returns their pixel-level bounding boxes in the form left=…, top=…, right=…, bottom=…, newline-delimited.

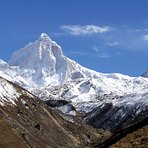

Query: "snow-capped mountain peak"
left=0, top=33, right=148, bottom=101
left=9, top=33, right=63, bottom=68
left=39, top=33, right=52, bottom=41
left=38, top=33, right=63, bottom=59
left=8, top=33, right=84, bottom=86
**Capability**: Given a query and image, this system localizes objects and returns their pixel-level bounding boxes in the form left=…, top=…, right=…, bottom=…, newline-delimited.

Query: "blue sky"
left=0, top=0, right=148, bottom=76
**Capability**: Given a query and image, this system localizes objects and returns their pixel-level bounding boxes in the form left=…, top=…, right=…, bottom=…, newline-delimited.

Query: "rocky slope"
left=0, top=76, right=110, bottom=148
left=83, top=88, right=148, bottom=132
left=111, top=124, right=148, bottom=148
left=89, top=117, right=148, bottom=147
left=0, top=76, right=147, bottom=147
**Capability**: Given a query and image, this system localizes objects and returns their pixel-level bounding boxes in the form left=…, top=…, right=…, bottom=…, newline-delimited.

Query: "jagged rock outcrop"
left=142, top=69, right=148, bottom=78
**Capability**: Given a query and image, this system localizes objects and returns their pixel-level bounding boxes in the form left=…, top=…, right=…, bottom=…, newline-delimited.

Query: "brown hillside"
left=111, top=125, right=148, bottom=148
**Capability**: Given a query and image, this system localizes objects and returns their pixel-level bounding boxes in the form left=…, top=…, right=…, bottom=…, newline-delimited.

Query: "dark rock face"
left=45, top=99, right=69, bottom=107
left=45, top=99, right=76, bottom=115
left=45, top=99, right=75, bottom=110
left=90, top=117, right=148, bottom=148
left=34, top=124, right=41, bottom=130
left=83, top=102, right=148, bottom=133
left=141, top=69, right=148, bottom=78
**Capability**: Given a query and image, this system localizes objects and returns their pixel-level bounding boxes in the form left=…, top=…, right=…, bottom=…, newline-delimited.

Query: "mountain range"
left=0, top=33, right=148, bottom=147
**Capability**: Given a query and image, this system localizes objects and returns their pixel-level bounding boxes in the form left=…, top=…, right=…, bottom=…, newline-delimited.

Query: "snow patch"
left=0, top=78, right=20, bottom=106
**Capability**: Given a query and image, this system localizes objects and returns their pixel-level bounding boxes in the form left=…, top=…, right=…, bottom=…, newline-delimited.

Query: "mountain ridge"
left=1, top=33, right=147, bottom=94
left=0, top=33, right=147, bottom=147
left=0, top=33, right=148, bottom=114
left=0, top=33, right=148, bottom=111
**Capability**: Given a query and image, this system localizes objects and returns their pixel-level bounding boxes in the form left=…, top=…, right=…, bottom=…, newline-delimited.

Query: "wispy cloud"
left=96, top=52, right=111, bottom=58
left=57, top=24, right=148, bottom=52
left=53, top=32, right=64, bottom=36
left=101, top=26, right=148, bottom=51
left=60, top=25, right=110, bottom=35
left=93, top=47, right=100, bottom=52
left=106, top=42, right=119, bottom=46
left=69, top=47, right=111, bottom=58
left=92, top=46, right=111, bottom=58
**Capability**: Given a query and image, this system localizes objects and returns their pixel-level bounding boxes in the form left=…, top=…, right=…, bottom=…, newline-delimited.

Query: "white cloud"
left=106, top=42, right=119, bottom=46
left=60, top=25, right=110, bottom=35
left=92, top=46, right=112, bottom=58
left=96, top=53, right=111, bottom=58
left=93, top=47, right=100, bottom=52
left=143, top=35, right=148, bottom=41
left=53, top=32, right=64, bottom=36
left=69, top=48, right=111, bottom=58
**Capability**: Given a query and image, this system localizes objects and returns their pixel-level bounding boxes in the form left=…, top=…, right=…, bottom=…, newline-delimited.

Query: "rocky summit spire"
left=9, top=33, right=62, bottom=69
left=8, top=33, right=78, bottom=85
left=39, top=33, right=52, bottom=42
